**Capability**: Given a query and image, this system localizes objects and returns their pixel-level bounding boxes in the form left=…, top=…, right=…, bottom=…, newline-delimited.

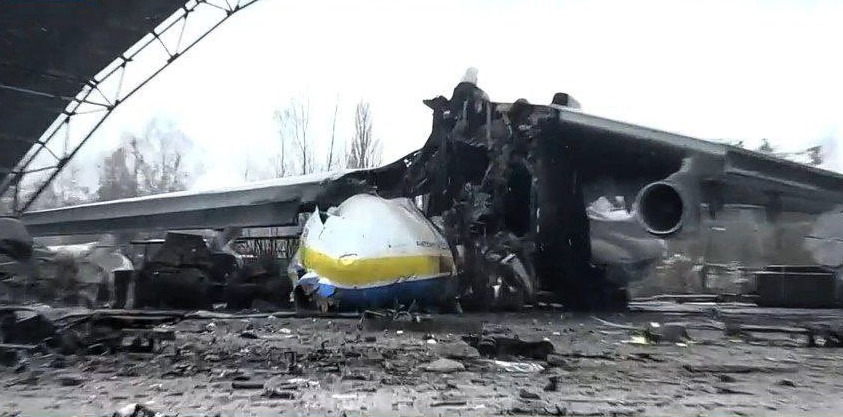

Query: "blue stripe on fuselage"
left=319, top=276, right=456, bottom=310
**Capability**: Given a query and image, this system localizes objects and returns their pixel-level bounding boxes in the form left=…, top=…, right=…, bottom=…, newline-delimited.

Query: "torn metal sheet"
left=289, top=194, right=458, bottom=311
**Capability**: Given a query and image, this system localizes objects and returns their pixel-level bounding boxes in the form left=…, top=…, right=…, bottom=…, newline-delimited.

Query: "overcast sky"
left=65, top=0, right=843, bottom=191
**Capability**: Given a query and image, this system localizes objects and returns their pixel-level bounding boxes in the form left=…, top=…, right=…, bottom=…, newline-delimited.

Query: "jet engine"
left=635, top=181, right=686, bottom=236
left=634, top=158, right=703, bottom=237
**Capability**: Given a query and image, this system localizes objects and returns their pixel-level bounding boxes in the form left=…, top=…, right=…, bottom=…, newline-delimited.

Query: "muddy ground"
left=2, top=303, right=843, bottom=417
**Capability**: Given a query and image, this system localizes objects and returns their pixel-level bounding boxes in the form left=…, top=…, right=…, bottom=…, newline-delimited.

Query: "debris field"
left=1, top=303, right=842, bottom=416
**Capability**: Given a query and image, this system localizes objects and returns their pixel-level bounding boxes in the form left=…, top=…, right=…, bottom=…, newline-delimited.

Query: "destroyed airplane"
left=289, top=194, right=458, bottom=312
left=17, top=72, right=843, bottom=311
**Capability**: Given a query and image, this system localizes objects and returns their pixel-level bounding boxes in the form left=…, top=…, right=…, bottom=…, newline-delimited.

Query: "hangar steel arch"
left=0, top=0, right=263, bottom=214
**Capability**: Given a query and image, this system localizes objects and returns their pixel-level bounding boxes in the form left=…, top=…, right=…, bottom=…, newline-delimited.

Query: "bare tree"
left=275, top=99, right=315, bottom=176
left=242, top=155, right=253, bottom=182
left=807, top=145, right=823, bottom=166
left=346, top=101, right=382, bottom=169
left=757, top=139, right=774, bottom=154
left=96, top=119, right=193, bottom=201
left=31, top=162, right=92, bottom=210
left=241, top=154, right=273, bottom=182
left=96, top=145, right=138, bottom=201
left=133, top=121, right=192, bottom=195
left=326, top=99, right=341, bottom=170
left=272, top=110, right=289, bottom=178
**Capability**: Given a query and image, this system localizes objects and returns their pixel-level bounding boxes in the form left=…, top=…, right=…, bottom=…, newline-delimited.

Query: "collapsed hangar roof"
left=0, top=0, right=187, bottom=198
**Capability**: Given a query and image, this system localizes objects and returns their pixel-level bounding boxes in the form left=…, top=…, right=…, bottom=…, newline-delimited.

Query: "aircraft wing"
left=21, top=86, right=843, bottom=247
left=553, top=106, right=843, bottom=210
left=20, top=171, right=356, bottom=236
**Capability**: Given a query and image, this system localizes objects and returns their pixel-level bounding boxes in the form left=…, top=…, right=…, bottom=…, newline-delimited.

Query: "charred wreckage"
left=293, top=77, right=643, bottom=311
left=8, top=73, right=843, bottom=313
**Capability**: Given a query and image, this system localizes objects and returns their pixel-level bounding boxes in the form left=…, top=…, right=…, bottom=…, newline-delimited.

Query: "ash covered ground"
left=2, top=304, right=843, bottom=417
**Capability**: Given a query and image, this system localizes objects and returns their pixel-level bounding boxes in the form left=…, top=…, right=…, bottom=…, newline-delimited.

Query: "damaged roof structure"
left=0, top=0, right=260, bottom=214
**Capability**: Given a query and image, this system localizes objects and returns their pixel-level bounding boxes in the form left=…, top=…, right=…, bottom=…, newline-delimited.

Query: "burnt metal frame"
left=0, top=0, right=263, bottom=215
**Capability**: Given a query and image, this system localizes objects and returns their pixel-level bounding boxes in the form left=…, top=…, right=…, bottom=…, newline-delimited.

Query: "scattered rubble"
left=56, top=373, right=84, bottom=386
left=112, top=403, right=158, bottom=417
left=544, top=375, right=560, bottom=392
left=519, top=388, right=541, bottom=400
left=490, top=360, right=544, bottom=373
left=422, top=358, right=465, bottom=373
left=0, top=303, right=839, bottom=415
left=463, top=333, right=554, bottom=360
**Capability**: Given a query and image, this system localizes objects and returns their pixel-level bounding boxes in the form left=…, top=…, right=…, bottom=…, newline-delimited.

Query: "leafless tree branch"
left=346, top=101, right=382, bottom=169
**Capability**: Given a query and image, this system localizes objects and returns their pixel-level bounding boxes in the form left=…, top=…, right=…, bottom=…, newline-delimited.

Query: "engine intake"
left=636, top=181, right=685, bottom=236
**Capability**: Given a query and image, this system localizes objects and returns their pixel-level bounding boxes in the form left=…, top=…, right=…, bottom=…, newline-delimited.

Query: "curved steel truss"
left=1, top=0, right=262, bottom=214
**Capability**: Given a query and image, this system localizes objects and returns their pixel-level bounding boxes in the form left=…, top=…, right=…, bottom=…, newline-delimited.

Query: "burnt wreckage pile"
left=343, top=81, right=627, bottom=310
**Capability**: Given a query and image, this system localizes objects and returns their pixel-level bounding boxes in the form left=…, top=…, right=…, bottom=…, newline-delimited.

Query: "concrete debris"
left=430, top=398, right=468, bottom=407
left=544, top=375, right=560, bottom=392
left=682, top=363, right=797, bottom=374
left=594, top=316, right=692, bottom=344
left=545, top=354, right=572, bottom=369
left=463, top=334, right=554, bottom=360
left=56, top=373, right=84, bottom=386
left=422, top=358, right=465, bottom=373
left=519, top=388, right=541, bottom=400
left=713, top=385, right=753, bottom=395
left=112, top=403, right=159, bottom=417
left=644, top=322, right=691, bottom=344
left=230, top=380, right=265, bottom=389
left=433, top=341, right=480, bottom=360
left=490, top=360, right=545, bottom=373
left=0, top=308, right=56, bottom=345
left=776, top=379, right=797, bottom=387
left=0, top=306, right=835, bottom=415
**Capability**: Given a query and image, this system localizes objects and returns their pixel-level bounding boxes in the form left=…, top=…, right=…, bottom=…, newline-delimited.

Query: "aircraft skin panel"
left=299, top=247, right=453, bottom=288
left=24, top=201, right=302, bottom=236
left=308, top=275, right=455, bottom=308
left=19, top=171, right=357, bottom=236
left=554, top=105, right=728, bottom=157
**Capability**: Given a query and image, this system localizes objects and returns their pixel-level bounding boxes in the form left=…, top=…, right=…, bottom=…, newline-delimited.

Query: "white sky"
left=65, top=0, right=843, bottom=191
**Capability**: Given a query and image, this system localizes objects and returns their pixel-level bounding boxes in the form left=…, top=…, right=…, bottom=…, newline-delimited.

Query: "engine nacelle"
left=635, top=181, right=688, bottom=237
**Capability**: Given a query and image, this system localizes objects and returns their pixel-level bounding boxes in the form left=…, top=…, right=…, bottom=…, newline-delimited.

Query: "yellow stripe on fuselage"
left=300, top=246, right=455, bottom=287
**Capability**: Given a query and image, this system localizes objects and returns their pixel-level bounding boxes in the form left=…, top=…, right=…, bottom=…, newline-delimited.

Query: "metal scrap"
left=358, top=309, right=482, bottom=334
